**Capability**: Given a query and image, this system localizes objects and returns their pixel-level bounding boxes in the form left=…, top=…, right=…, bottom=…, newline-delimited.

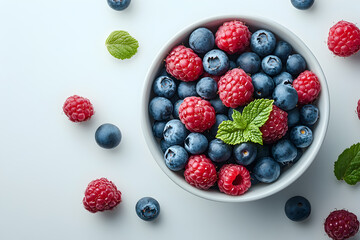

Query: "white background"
left=1, top=0, right=360, bottom=239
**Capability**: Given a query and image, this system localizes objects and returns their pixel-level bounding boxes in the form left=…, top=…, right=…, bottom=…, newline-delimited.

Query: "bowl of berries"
left=141, top=15, right=330, bottom=202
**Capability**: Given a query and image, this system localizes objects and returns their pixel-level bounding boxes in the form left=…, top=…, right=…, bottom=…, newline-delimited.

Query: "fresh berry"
left=260, top=105, right=288, bottom=144
left=63, top=95, right=94, bottom=122
left=300, top=104, right=319, bottom=126
left=218, top=68, right=254, bottom=108
left=253, top=157, right=281, bottom=183
left=189, top=27, right=215, bottom=54
left=209, top=114, right=229, bottom=138
left=107, top=0, right=131, bottom=11
left=272, top=83, right=298, bottom=111
left=95, top=123, right=122, bottom=149
left=149, top=97, right=173, bottom=121
left=196, top=77, right=218, bottom=100
left=177, top=81, right=198, bottom=99
left=152, top=121, right=166, bottom=138
left=184, top=155, right=217, bottom=190
left=250, top=30, right=277, bottom=57
left=327, top=20, right=360, bottom=57
left=286, top=54, right=307, bottom=76
left=273, top=72, right=293, bottom=86
left=285, top=196, right=311, bottom=222
left=290, top=125, right=313, bottom=148
left=250, top=173, right=260, bottom=186
left=208, top=139, right=232, bottom=163
left=215, top=20, right=251, bottom=54
left=164, top=145, right=189, bottom=171
left=83, top=178, right=122, bottom=213
left=203, top=49, right=229, bottom=76
left=173, top=99, right=184, bottom=119
left=217, top=164, right=251, bottom=196
left=153, top=76, right=177, bottom=99
left=252, top=72, right=275, bottom=98
left=236, top=52, right=261, bottom=74
left=229, top=60, right=237, bottom=69
left=165, top=45, right=203, bottom=82
left=135, top=197, right=160, bottom=221
left=184, top=133, right=208, bottom=155
left=293, top=70, right=321, bottom=105
left=163, top=119, right=188, bottom=145
left=179, top=97, right=216, bottom=132
left=357, top=99, right=360, bottom=120
left=261, top=55, right=283, bottom=76
left=233, top=142, right=257, bottom=166
left=256, top=144, right=272, bottom=159
left=210, top=98, right=229, bottom=114
left=287, top=108, right=300, bottom=127
left=160, top=139, right=171, bottom=153
left=291, top=0, right=314, bottom=10
left=201, top=72, right=221, bottom=82
left=272, top=139, right=297, bottom=164
left=324, top=210, right=359, bottom=240
left=274, top=41, right=293, bottom=63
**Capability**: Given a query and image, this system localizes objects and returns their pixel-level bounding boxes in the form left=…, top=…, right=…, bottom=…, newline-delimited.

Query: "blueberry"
left=153, top=76, right=176, bottom=99
left=290, top=125, right=313, bottom=148
left=286, top=54, right=306, bottom=76
left=300, top=104, right=319, bottom=126
left=228, top=107, right=244, bottom=120
left=203, top=49, right=229, bottom=76
left=173, top=99, right=183, bottom=119
left=210, top=114, right=229, bottom=138
left=287, top=108, right=300, bottom=127
left=95, top=123, right=122, bottom=149
left=152, top=121, right=166, bottom=138
left=250, top=30, right=277, bottom=57
left=272, top=139, right=297, bottom=164
left=234, top=142, right=257, bottom=166
left=149, top=97, right=173, bottom=121
left=236, top=52, right=261, bottom=74
left=189, top=27, right=215, bottom=54
left=250, top=173, right=260, bottom=186
left=184, top=133, right=208, bottom=154
left=107, top=0, right=131, bottom=11
left=229, top=60, right=237, bottom=70
left=252, top=72, right=275, bottom=98
left=164, top=145, right=188, bottom=171
left=163, top=119, right=187, bottom=146
left=274, top=41, right=293, bottom=64
left=160, top=139, right=172, bottom=153
left=291, top=0, right=314, bottom=10
left=135, top=197, right=160, bottom=221
left=272, top=84, right=298, bottom=111
left=256, top=144, right=272, bottom=159
left=208, top=139, right=232, bottom=163
left=285, top=196, right=311, bottom=222
left=253, top=157, right=281, bottom=183
left=261, top=55, right=282, bottom=76
left=157, top=67, right=170, bottom=77
left=196, top=77, right=218, bottom=100
left=273, top=72, right=293, bottom=86
left=177, top=82, right=198, bottom=99
left=210, top=98, right=228, bottom=114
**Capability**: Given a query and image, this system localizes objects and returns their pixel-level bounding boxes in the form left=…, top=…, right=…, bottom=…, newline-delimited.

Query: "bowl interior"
left=141, top=15, right=330, bottom=202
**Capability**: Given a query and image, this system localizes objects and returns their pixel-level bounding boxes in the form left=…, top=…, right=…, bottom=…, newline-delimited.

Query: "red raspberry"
left=165, top=45, right=203, bottom=82
left=83, top=178, right=122, bottom=213
left=357, top=99, right=360, bottom=120
left=260, top=105, right=288, bottom=144
left=63, top=95, right=94, bottom=122
left=217, top=164, right=251, bottom=196
left=215, top=20, right=251, bottom=54
left=327, top=20, right=360, bottom=57
left=179, top=97, right=216, bottom=132
left=293, top=70, right=321, bottom=105
left=184, top=155, right=217, bottom=190
left=324, top=210, right=359, bottom=240
left=218, top=68, right=254, bottom=108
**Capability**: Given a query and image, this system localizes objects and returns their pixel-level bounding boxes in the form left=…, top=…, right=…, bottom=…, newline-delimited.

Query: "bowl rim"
left=141, top=14, right=330, bottom=203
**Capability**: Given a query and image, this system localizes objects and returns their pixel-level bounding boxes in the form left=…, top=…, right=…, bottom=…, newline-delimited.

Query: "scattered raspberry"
left=63, top=95, right=94, bottom=122
left=327, top=20, right=360, bottom=57
left=201, top=72, right=221, bottom=82
left=184, top=155, right=217, bottom=190
left=260, top=105, right=288, bottom=144
left=83, top=178, right=122, bottom=213
left=179, top=97, right=216, bottom=132
left=293, top=70, right=321, bottom=105
left=217, top=164, right=251, bottom=196
left=218, top=68, right=254, bottom=108
left=215, top=20, right=251, bottom=54
left=165, top=45, right=203, bottom=82
left=324, top=209, right=359, bottom=240
left=357, top=99, right=360, bottom=120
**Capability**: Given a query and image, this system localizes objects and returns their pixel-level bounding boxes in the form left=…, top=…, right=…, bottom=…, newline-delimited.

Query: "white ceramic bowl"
left=141, top=15, right=330, bottom=202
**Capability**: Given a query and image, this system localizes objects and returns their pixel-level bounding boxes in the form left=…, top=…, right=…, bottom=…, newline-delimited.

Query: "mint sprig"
left=216, top=99, right=273, bottom=145
left=105, top=31, right=139, bottom=60
left=334, top=143, right=360, bottom=185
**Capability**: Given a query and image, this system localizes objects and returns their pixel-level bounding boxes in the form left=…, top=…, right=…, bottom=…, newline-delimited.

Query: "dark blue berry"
left=149, top=97, right=173, bottom=121
left=250, top=173, right=260, bottom=186
left=273, top=72, right=293, bottom=85
left=184, top=133, right=208, bottom=154
left=160, top=139, right=172, bottom=153
left=287, top=108, right=300, bottom=127
left=107, top=0, right=131, bottom=11
left=210, top=98, right=228, bottom=114
left=163, top=119, right=187, bottom=146
left=157, top=67, right=170, bottom=77
left=261, top=55, right=283, bottom=76
left=164, top=145, right=188, bottom=171
left=210, top=114, right=229, bottom=138
left=291, top=0, right=314, bottom=10
left=256, top=144, right=272, bottom=159
left=272, top=83, right=298, bottom=111
left=196, top=77, right=218, bottom=100
left=300, top=104, right=319, bottom=126
left=234, top=142, right=258, bottom=166
left=95, top=123, right=122, bottom=149
left=203, top=49, right=229, bottom=76
left=153, top=76, right=176, bottom=99
left=250, top=30, right=277, bottom=57
left=173, top=99, right=183, bottom=119
left=285, top=196, right=311, bottom=222
left=290, top=125, right=313, bottom=148
left=286, top=54, right=306, bottom=76
left=189, top=27, right=215, bottom=54
left=177, top=82, right=198, bottom=99
left=229, top=60, right=237, bottom=70
left=208, top=139, right=232, bottom=163
left=253, top=157, right=280, bottom=183
left=274, top=41, right=293, bottom=63
left=135, top=197, right=160, bottom=221
left=252, top=72, right=275, bottom=98
left=272, top=139, right=297, bottom=164
left=236, top=52, right=261, bottom=74
left=152, top=121, right=166, bottom=138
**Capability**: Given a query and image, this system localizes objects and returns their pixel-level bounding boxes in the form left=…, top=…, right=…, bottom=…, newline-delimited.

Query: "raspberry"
left=217, top=164, right=251, bottom=196
left=324, top=210, right=359, bottom=240
left=260, top=105, right=288, bottom=144
left=179, top=97, right=216, bottom=132
left=165, top=45, right=203, bottom=82
left=63, top=95, right=94, bottom=122
left=218, top=68, right=254, bottom=108
left=83, top=178, right=122, bottom=213
left=293, top=70, right=321, bottom=105
left=184, top=155, right=217, bottom=190
left=215, top=20, right=251, bottom=54
left=327, top=20, right=360, bottom=57
left=357, top=99, right=360, bottom=120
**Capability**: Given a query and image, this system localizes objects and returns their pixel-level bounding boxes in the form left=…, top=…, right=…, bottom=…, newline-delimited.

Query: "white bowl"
left=141, top=15, right=330, bottom=202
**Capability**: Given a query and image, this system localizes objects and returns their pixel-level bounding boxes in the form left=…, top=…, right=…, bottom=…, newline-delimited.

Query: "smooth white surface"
left=0, top=0, right=360, bottom=239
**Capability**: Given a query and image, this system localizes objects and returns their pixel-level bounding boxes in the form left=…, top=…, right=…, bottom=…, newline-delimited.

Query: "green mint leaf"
left=105, top=31, right=139, bottom=60
left=334, top=143, right=360, bottom=185
left=243, top=123, right=263, bottom=145
left=216, top=120, right=247, bottom=145
left=232, top=110, right=247, bottom=129
left=242, top=99, right=274, bottom=127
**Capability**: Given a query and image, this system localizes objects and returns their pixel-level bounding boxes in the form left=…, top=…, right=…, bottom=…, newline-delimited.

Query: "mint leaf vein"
left=334, top=143, right=360, bottom=185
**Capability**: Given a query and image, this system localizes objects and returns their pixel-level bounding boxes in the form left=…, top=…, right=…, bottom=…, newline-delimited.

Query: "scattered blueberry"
left=250, top=30, right=277, bottom=57
left=210, top=98, right=228, bottom=114
left=291, top=0, right=314, bottom=10
left=135, top=197, right=160, bottom=221
left=236, top=52, right=261, bottom=74
left=189, top=27, right=215, bottom=54
left=153, top=76, right=176, bottom=99
left=173, top=99, right=183, bottom=119
left=160, top=139, right=172, bottom=153
left=272, top=139, right=298, bottom=164
left=234, top=142, right=258, bottom=165
left=273, top=72, right=293, bottom=86
left=184, top=133, right=208, bottom=154
left=252, top=72, right=275, bottom=98
left=273, top=41, right=293, bottom=63
left=261, top=55, right=283, bottom=76
left=203, top=49, right=229, bottom=76
left=229, top=60, right=237, bottom=69
left=285, top=196, right=311, bottom=222
left=164, top=145, right=189, bottom=171
left=177, top=82, right=198, bottom=99
left=210, top=114, right=229, bottom=138
left=107, top=0, right=131, bottom=11
left=290, top=125, right=313, bottom=148
left=95, top=123, right=122, bottom=149
left=286, top=54, right=306, bottom=76
left=272, top=83, right=298, bottom=111
left=300, top=104, right=319, bottom=126
left=163, top=119, right=187, bottom=145
left=208, top=139, right=232, bottom=162
left=196, top=77, right=218, bottom=100
left=149, top=97, right=173, bottom=121
left=287, top=108, right=300, bottom=127
left=152, top=121, right=166, bottom=138
left=253, top=157, right=281, bottom=183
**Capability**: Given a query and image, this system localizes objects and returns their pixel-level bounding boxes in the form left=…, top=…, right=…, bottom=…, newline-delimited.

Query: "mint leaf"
left=244, top=124, right=263, bottom=145
left=242, top=99, right=274, bottom=127
left=334, top=143, right=360, bottom=185
left=106, top=31, right=139, bottom=60
left=216, top=120, right=246, bottom=145
left=232, top=110, right=247, bottom=129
